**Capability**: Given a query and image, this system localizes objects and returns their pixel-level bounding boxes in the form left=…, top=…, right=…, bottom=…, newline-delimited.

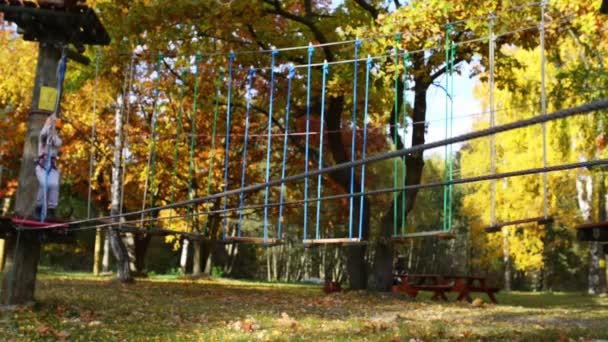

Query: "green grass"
left=0, top=273, right=607, bottom=341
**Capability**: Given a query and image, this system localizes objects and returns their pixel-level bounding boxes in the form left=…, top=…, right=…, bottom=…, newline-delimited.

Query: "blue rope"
left=263, top=50, right=278, bottom=244
left=315, top=61, right=329, bottom=240
left=277, top=66, right=296, bottom=238
left=348, top=39, right=361, bottom=239
left=222, top=52, right=235, bottom=240
left=41, top=48, right=67, bottom=222
left=237, top=67, right=255, bottom=237
left=304, top=44, right=314, bottom=240
left=358, top=56, right=372, bottom=240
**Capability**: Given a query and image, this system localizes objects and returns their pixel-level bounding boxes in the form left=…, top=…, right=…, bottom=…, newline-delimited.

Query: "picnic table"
left=392, top=274, right=500, bottom=303
left=392, top=274, right=451, bottom=301
left=442, top=275, right=500, bottom=304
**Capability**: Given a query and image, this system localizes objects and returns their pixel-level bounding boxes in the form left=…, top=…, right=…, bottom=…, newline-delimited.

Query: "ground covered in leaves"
left=1, top=273, right=607, bottom=341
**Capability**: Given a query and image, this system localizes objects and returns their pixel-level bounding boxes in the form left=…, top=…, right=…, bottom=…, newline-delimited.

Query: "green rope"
left=170, top=70, right=187, bottom=206
left=393, top=33, right=401, bottom=237
left=148, top=54, right=163, bottom=219
left=187, top=55, right=202, bottom=232
left=401, top=52, right=409, bottom=236
left=443, top=25, right=451, bottom=233
left=204, top=67, right=225, bottom=232
left=447, top=42, right=456, bottom=231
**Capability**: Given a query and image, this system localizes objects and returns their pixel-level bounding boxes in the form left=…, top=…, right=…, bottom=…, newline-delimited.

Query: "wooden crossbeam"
left=225, top=236, right=281, bottom=245
left=484, top=216, right=553, bottom=233
left=302, top=238, right=364, bottom=245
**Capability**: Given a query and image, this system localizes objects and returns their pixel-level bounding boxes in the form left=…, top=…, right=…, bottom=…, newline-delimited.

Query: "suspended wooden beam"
left=484, top=216, right=553, bottom=233
left=302, top=238, right=364, bottom=246
left=391, top=230, right=456, bottom=242
left=225, top=236, right=281, bottom=246
left=575, top=221, right=608, bottom=242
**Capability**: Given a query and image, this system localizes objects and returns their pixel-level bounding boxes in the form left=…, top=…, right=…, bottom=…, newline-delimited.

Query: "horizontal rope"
left=51, top=99, right=608, bottom=231
left=65, top=158, right=608, bottom=234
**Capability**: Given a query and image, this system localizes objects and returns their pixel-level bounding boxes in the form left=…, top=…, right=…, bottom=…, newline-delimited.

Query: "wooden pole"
left=1, top=43, right=61, bottom=305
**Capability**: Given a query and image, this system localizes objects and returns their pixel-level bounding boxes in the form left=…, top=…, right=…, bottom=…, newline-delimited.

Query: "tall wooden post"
left=1, top=43, right=62, bottom=305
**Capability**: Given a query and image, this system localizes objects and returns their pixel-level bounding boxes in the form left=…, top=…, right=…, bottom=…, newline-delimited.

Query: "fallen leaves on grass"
left=276, top=312, right=299, bottom=332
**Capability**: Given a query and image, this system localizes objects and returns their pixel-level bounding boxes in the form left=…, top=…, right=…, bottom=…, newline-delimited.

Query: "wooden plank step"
left=392, top=230, right=456, bottom=241
left=225, top=236, right=281, bottom=245
left=302, top=238, right=363, bottom=245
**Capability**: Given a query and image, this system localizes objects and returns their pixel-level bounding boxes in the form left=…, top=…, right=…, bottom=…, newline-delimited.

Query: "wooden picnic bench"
left=392, top=274, right=452, bottom=301
left=442, top=275, right=500, bottom=304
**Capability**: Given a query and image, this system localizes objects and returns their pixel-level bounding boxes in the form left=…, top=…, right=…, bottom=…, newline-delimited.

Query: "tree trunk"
left=192, top=240, right=202, bottom=276
left=134, top=233, right=150, bottom=276
left=93, top=228, right=102, bottom=275
left=575, top=172, right=601, bottom=294
left=371, top=68, right=430, bottom=291
left=2, top=44, right=63, bottom=304
left=102, top=230, right=111, bottom=273
left=180, top=238, right=189, bottom=275
left=502, top=228, right=512, bottom=292
left=109, top=92, right=132, bottom=283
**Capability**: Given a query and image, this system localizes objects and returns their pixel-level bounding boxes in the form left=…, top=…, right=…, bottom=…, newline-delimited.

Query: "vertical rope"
left=278, top=66, right=296, bottom=239
left=148, top=54, right=163, bottom=218
left=401, top=52, right=409, bottom=235
left=348, top=39, right=361, bottom=240
left=315, top=61, right=329, bottom=240
left=170, top=70, right=187, bottom=207
left=489, top=13, right=497, bottom=225
left=393, top=33, right=401, bottom=237
left=358, top=55, right=372, bottom=240
left=238, top=67, right=256, bottom=237
left=448, top=41, right=456, bottom=231
left=540, top=0, right=549, bottom=219
left=119, top=52, right=136, bottom=217
left=204, top=67, right=224, bottom=232
left=87, top=48, right=100, bottom=220
left=442, top=25, right=452, bottom=232
left=187, top=55, right=202, bottom=232
left=141, top=54, right=163, bottom=223
left=222, top=52, right=236, bottom=240
left=304, top=44, right=314, bottom=240
left=41, top=47, right=67, bottom=222
left=263, top=50, right=278, bottom=243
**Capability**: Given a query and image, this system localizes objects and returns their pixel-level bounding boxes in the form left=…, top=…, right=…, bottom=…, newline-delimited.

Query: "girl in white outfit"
left=35, top=114, right=62, bottom=221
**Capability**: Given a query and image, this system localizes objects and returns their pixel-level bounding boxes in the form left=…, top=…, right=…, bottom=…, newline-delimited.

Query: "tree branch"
left=353, top=0, right=379, bottom=20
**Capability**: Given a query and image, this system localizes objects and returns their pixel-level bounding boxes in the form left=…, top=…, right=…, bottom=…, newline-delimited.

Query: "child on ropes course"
left=35, top=114, right=62, bottom=221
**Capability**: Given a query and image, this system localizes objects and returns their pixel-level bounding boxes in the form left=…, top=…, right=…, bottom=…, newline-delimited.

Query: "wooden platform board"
left=575, top=221, right=608, bottom=242
left=302, top=238, right=365, bottom=246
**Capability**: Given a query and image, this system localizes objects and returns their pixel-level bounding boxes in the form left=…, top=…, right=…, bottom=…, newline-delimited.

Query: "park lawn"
left=0, top=273, right=606, bottom=341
